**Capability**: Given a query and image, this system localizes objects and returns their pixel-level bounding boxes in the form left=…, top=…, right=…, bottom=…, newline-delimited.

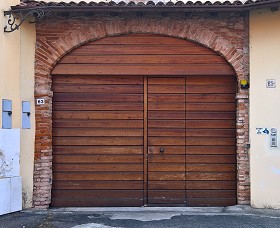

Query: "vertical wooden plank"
left=143, top=76, right=148, bottom=205
left=184, top=76, right=187, bottom=205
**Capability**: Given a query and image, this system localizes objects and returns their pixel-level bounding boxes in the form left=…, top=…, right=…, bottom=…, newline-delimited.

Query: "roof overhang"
left=4, top=0, right=280, bottom=32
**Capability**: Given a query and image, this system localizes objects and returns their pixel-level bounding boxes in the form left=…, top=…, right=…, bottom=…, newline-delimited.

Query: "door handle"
left=159, top=147, right=165, bottom=153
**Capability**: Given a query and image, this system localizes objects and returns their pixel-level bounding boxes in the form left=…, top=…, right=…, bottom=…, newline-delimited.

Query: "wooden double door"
left=52, top=75, right=237, bottom=207
left=51, top=34, right=237, bottom=207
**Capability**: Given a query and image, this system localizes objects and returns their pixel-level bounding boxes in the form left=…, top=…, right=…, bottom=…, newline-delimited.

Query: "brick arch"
left=33, top=16, right=249, bottom=208
left=36, top=18, right=244, bottom=81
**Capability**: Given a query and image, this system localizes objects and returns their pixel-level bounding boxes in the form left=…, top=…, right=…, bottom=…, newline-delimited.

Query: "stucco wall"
left=20, top=21, right=36, bottom=208
left=0, top=0, right=20, bottom=128
left=1, top=0, right=36, bottom=209
left=250, top=9, right=280, bottom=209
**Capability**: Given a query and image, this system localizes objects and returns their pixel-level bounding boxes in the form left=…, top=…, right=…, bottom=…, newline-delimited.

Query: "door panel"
left=52, top=75, right=144, bottom=207
left=185, top=75, right=237, bottom=206
left=147, top=77, right=186, bottom=204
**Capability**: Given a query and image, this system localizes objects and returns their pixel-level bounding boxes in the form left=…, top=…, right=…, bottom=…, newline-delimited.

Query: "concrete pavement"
left=0, top=206, right=280, bottom=228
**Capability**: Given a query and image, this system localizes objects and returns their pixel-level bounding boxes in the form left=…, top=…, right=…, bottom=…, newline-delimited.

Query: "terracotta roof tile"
left=11, top=0, right=280, bottom=11
left=14, top=0, right=278, bottom=7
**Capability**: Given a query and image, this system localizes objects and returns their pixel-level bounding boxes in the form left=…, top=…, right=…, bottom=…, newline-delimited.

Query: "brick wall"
left=33, top=12, right=250, bottom=207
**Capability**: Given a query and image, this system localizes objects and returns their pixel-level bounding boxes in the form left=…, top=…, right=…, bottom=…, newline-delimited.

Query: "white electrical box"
left=22, top=101, right=31, bottom=129
left=270, top=128, right=277, bottom=147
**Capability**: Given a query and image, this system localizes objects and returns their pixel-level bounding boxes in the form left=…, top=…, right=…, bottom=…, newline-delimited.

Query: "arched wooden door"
left=51, top=34, right=237, bottom=207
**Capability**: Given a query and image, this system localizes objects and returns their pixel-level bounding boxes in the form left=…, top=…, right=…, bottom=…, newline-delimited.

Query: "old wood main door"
left=147, top=76, right=237, bottom=206
left=51, top=34, right=237, bottom=207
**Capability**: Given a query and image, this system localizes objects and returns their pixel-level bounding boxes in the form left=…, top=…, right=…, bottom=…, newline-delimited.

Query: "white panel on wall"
left=0, top=178, right=11, bottom=215
left=10, top=176, right=22, bottom=212
left=0, top=129, right=22, bottom=215
left=0, top=129, right=20, bottom=177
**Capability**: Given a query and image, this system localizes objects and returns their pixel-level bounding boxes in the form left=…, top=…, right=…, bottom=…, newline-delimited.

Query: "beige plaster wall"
left=0, top=0, right=20, bottom=128
left=250, top=9, right=280, bottom=209
left=20, top=21, right=36, bottom=208
left=1, top=0, right=36, bottom=208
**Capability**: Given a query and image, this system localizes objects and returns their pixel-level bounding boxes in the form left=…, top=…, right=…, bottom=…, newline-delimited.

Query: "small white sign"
left=266, top=79, right=276, bottom=88
left=36, top=99, right=45, bottom=105
left=256, top=128, right=270, bottom=135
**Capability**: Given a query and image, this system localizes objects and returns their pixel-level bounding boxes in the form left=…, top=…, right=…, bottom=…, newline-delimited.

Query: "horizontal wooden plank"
left=148, top=181, right=237, bottom=192
left=148, top=172, right=185, bottom=181
left=53, top=111, right=143, bottom=120
left=52, top=64, right=234, bottom=76
left=148, top=155, right=185, bottom=163
left=148, top=137, right=235, bottom=146
left=185, top=172, right=236, bottom=181
left=148, top=190, right=185, bottom=199
left=148, top=129, right=235, bottom=137
left=52, top=180, right=143, bottom=190
left=148, top=137, right=185, bottom=146
left=186, top=103, right=236, bottom=112
left=53, top=93, right=143, bottom=102
left=53, top=137, right=143, bottom=146
left=53, top=128, right=143, bottom=137
left=52, top=190, right=143, bottom=199
left=53, top=102, right=143, bottom=111
left=53, top=172, right=143, bottom=181
left=186, top=94, right=236, bottom=103
left=52, top=84, right=143, bottom=94
left=186, top=164, right=236, bottom=172
left=51, top=198, right=143, bottom=207
left=148, top=163, right=185, bottom=172
left=148, top=77, right=185, bottom=85
left=148, top=94, right=235, bottom=103
left=53, top=146, right=143, bottom=155
left=148, top=120, right=185, bottom=128
left=69, top=45, right=216, bottom=55
left=185, top=75, right=236, bottom=84
left=148, top=103, right=235, bottom=111
left=185, top=129, right=236, bottom=137
left=186, top=146, right=236, bottom=155
left=60, top=54, right=227, bottom=64
left=186, top=120, right=236, bottom=129
left=148, top=85, right=185, bottom=94
left=186, top=155, right=236, bottom=164
left=148, top=181, right=185, bottom=190
left=186, top=138, right=236, bottom=146
left=149, top=111, right=236, bottom=120
left=148, top=94, right=185, bottom=102
left=53, top=119, right=143, bottom=128
left=148, top=103, right=185, bottom=111
left=53, top=155, right=143, bottom=163
left=185, top=112, right=236, bottom=120
left=148, top=111, right=186, bottom=120
left=186, top=198, right=236, bottom=207
left=185, top=181, right=237, bottom=190
left=53, top=163, right=143, bottom=172
left=52, top=75, right=144, bottom=85
left=186, top=84, right=236, bottom=94
left=148, top=146, right=185, bottom=155
left=148, top=128, right=185, bottom=137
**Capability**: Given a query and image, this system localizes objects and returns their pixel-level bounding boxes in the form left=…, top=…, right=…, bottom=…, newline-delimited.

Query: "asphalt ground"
left=1, top=206, right=280, bottom=228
